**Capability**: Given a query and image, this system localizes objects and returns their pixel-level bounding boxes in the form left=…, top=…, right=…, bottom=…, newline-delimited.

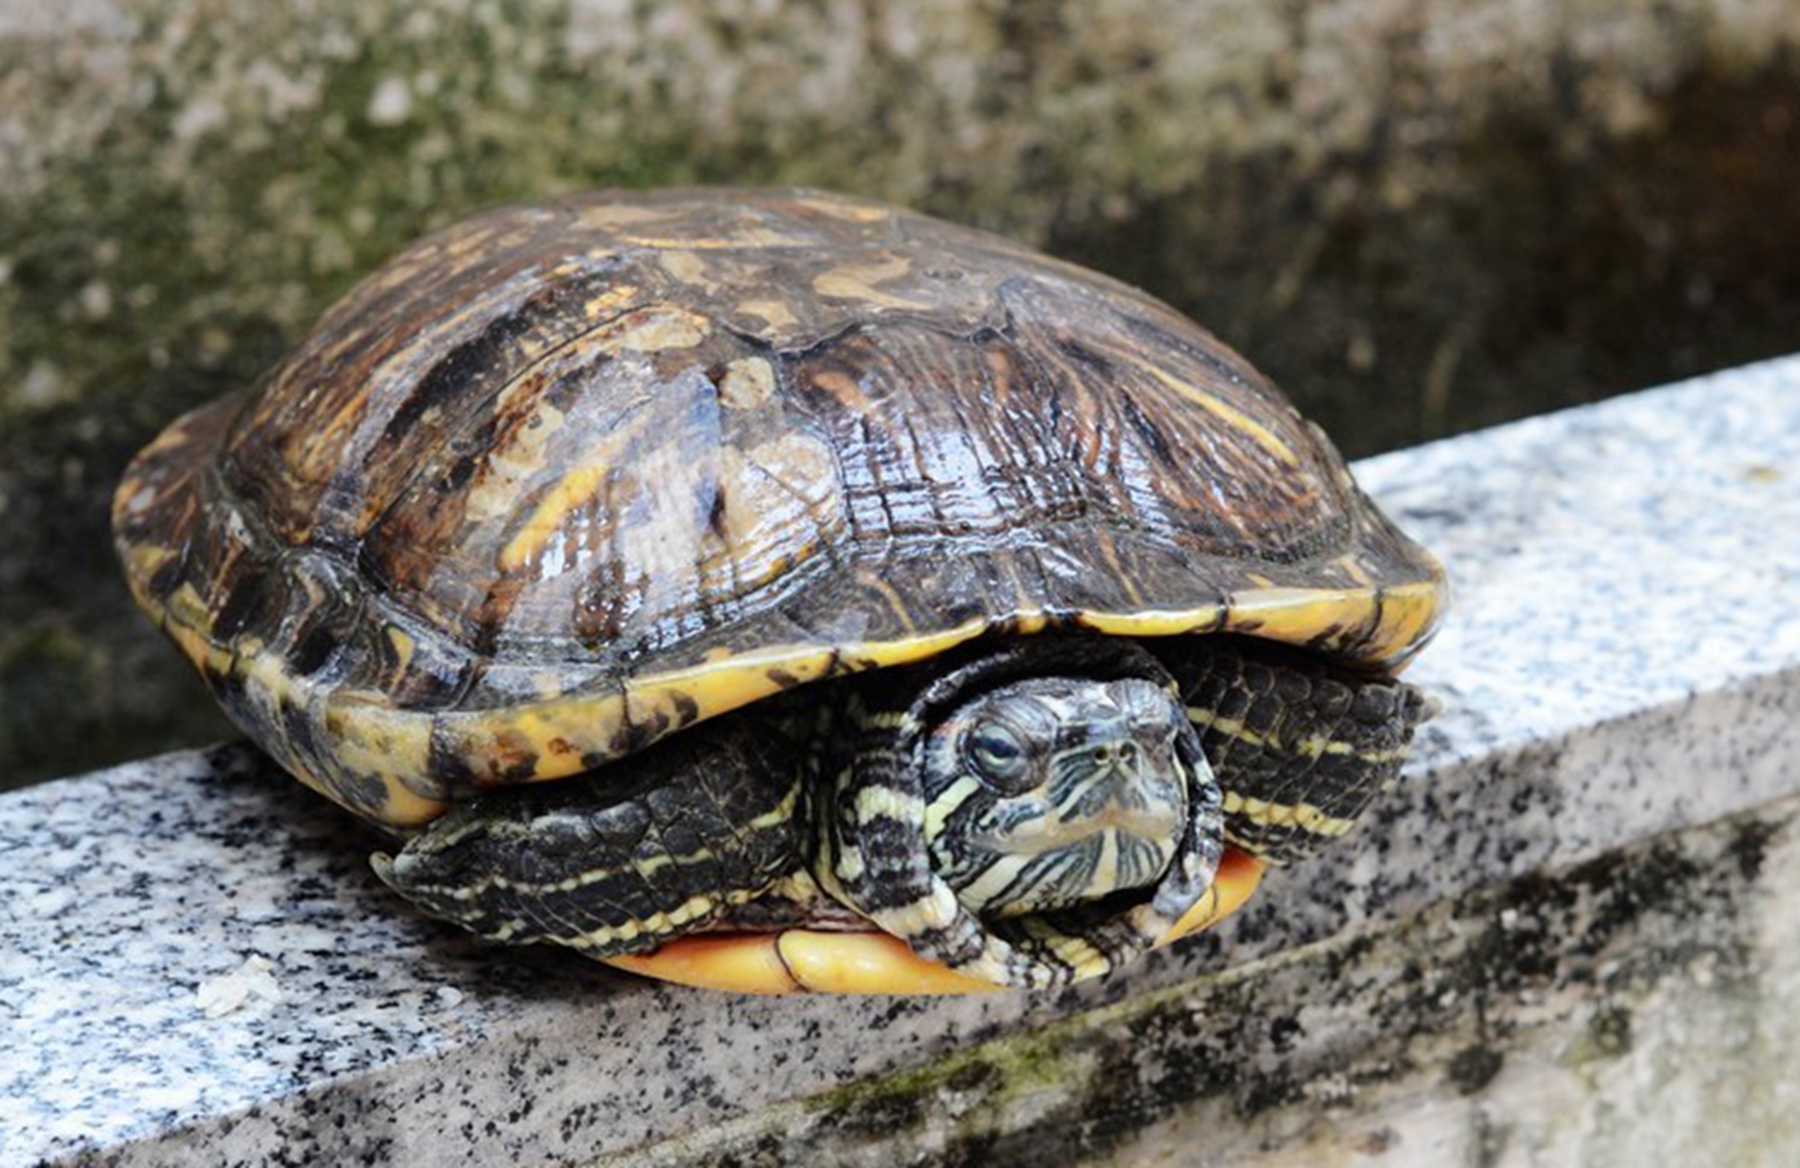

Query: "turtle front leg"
left=1152, top=636, right=1434, bottom=865
left=371, top=712, right=805, bottom=958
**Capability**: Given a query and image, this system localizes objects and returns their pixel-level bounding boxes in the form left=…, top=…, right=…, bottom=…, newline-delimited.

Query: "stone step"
left=3, top=355, right=1797, bottom=1167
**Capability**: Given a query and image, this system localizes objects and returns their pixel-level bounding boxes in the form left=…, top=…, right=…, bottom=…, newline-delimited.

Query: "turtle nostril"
left=1090, top=741, right=1140, bottom=769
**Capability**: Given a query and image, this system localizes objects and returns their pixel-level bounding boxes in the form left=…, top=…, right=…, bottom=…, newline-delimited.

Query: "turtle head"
left=819, top=637, right=1224, bottom=988
left=922, top=676, right=1191, bottom=918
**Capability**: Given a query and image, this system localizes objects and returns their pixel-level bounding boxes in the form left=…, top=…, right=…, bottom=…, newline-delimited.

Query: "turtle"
left=113, top=187, right=1446, bottom=993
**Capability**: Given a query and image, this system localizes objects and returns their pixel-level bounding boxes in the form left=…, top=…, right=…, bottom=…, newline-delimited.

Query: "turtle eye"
left=967, top=722, right=1031, bottom=790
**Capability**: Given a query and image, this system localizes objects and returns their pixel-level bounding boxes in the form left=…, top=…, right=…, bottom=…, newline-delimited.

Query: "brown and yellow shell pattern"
left=113, top=188, right=1446, bottom=831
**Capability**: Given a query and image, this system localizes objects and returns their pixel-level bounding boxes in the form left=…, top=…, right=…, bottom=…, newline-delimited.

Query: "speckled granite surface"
left=2, top=356, right=1797, bottom=1166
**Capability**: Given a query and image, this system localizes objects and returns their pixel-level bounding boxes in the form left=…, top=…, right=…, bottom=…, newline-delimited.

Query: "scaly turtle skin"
left=113, top=187, right=1446, bottom=992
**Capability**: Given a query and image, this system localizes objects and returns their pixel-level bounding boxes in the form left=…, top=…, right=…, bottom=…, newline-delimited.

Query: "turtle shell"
left=113, top=187, right=1446, bottom=830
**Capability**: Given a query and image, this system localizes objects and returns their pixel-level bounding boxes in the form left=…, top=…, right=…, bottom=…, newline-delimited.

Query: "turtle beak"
left=1046, top=718, right=1185, bottom=829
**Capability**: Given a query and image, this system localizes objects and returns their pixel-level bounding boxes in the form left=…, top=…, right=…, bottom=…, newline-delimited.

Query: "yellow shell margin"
left=433, top=570, right=1444, bottom=792
left=124, top=556, right=1446, bottom=829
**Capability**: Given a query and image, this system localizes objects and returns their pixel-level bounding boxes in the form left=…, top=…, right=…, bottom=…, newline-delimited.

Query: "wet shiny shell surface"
left=113, top=188, right=1445, bottom=828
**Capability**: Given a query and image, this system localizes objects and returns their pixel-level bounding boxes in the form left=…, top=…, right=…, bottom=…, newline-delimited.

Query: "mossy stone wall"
left=3, top=0, right=1798, bottom=785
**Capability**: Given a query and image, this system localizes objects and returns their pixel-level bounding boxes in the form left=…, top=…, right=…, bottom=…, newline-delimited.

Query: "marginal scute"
left=113, top=187, right=1447, bottom=829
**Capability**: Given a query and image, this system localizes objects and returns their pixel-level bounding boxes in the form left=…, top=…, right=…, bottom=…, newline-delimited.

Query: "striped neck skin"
left=920, top=677, right=1190, bottom=919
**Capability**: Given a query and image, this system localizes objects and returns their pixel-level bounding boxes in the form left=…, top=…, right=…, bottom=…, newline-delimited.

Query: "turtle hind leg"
left=372, top=713, right=806, bottom=959
left=697, top=868, right=873, bottom=934
left=1153, top=636, right=1433, bottom=865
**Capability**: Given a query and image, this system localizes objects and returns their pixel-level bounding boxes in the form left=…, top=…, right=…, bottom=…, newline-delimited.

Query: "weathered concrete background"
left=3, top=0, right=1799, bottom=784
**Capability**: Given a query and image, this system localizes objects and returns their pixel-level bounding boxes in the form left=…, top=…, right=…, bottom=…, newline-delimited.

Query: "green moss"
left=825, top=1020, right=1074, bottom=1120
left=0, top=617, right=230, bottom=782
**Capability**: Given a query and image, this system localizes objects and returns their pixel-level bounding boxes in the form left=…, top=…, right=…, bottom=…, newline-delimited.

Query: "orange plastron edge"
left=604, top=848, right=1267, bottom=994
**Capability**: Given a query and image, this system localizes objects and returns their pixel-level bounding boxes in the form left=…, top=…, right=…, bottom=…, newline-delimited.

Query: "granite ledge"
left=2, top=355, right=1798, bottom=1167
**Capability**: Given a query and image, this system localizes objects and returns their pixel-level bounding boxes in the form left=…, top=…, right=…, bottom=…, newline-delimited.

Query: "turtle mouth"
left=971, top=802, right=1185, bottom=855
